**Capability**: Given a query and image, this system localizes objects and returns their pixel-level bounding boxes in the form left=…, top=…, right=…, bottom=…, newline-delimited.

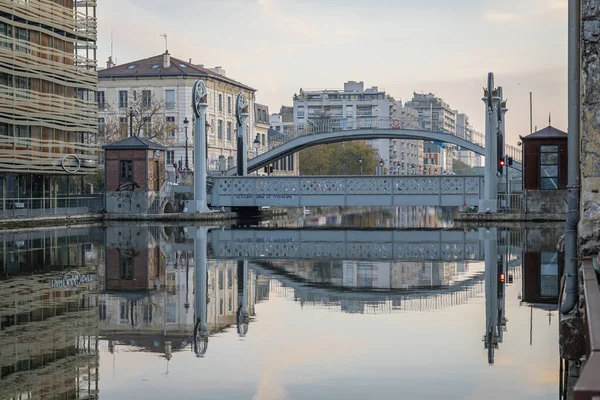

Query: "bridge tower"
left=193, top=227, right=209, bottom=357
left=187, top=80, right=210, bottom=213
left=480, top=73, right=501, bottom=213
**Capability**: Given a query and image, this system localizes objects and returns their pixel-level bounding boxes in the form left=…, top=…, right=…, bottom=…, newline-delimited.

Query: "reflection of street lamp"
left=358, top=154, right=363, bottom=175
left=183, top=117, right=190, bottom=170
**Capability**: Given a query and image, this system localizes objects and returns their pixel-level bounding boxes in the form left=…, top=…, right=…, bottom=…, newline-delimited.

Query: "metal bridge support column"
left=479, top=73, right=499, bottom=213
left=187, top=80, right=210, bottom=213
left=235, top=93, right=250, bottom=176
left=481, top=227, right=499, bottom=364
left=193, top=227, right=209, bottom=357
left=237, top=260, right=249, bottom=336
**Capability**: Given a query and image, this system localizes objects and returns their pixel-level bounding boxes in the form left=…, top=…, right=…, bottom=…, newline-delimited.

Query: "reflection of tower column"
left=481, top=227, right=499, bottom=365
left=237, top=260, right=249, bottom=336
left=193, top=227, right=209, bottom=357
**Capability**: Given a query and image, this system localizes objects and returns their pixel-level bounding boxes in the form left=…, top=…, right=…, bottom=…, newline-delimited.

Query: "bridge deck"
left=210, top=175, right=484, bottom=208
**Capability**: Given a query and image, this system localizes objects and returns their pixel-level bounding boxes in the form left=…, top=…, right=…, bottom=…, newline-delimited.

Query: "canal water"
left=0, top=207, right=562, bottom=400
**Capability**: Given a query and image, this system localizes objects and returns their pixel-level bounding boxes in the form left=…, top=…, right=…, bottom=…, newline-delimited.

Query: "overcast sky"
left=97, top=0, right=568, bottom=144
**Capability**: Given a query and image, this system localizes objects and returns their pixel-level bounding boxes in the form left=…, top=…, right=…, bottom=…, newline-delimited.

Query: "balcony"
left=165, top=102, right=176, bottom=110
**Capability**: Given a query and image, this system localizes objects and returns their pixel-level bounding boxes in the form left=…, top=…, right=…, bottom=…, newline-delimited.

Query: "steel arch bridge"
left=224, top=117, right=522, bottom=175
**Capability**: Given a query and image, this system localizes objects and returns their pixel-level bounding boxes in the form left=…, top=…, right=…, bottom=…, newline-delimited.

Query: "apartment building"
left=267, top=112, right=300, bottom=176
left=0, top=0, right=98, bottom=206
left=390, top=103, right=424, bottom=175
left=293, top=81, right=394, bottom=170
left=98, top=53, right=256, bottom=174
left=405, top=93, right=457, bottom=173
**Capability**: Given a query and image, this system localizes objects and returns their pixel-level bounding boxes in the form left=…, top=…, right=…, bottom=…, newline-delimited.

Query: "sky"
left=97, top=0, right=568, bottom=145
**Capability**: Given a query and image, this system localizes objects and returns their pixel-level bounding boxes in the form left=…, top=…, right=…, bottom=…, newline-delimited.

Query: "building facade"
left=293, top=81, right=394, bottom=170
left=98, top=53, right=256, bottom=176
left=391, top=103, right=424, bottom=175
left=267, top=112, right=300, bottom=176
left=405, top=93, right=457, bottom=174
left=455, top=113, right=476, bottom=167
left=0, top=0, right=98, bottom=208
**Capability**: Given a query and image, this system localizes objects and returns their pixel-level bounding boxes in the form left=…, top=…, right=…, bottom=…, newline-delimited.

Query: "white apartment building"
left=455, top=113, right=476, bottom=167
left=391, top=103, right=424, bottom=175
left=267, top=113, right=300, bottom=176
left=405, top=93, right=457, bottom=173
left=293, top=81, right=394, bottom=170
left=98, top=52, right=260, bottom=174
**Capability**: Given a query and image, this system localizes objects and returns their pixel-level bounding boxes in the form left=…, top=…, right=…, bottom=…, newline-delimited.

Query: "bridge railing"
left=264, top=116, right=521, bottom=163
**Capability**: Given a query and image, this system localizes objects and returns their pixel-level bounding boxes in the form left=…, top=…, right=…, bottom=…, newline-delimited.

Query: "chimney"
left=163, top=51, right=171, bottom=68
left=106, top=56, right=115, bottom=69
left=189, top=58, right=192, bottom=63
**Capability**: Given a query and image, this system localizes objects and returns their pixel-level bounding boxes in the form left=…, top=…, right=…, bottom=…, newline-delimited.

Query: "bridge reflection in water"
left=0, top=223, right=562, bottom=399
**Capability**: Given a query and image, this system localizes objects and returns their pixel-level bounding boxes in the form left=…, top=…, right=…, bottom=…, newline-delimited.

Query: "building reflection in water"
left=100, top=226, right=256, bottom=360
left=0, top=228, right=103, bottom=400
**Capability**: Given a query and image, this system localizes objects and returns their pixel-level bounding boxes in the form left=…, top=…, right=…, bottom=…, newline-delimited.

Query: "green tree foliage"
left=452, top=158, right=474, bottom=175
left=299, top=141, right=379, bottom=175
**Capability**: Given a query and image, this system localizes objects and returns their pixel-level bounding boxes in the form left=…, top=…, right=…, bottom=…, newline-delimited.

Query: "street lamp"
left=253, top=134, right=261, bottom=157
left=358, top=154, right=363, bottom=175
left=129, top=106, right=134, bottom=137
left=183, top=117, right=190, bottom=170
left=379, top=159, right=385, bottom=176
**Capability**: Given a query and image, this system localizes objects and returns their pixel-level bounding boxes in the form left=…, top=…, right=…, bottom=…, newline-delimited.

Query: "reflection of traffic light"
left=497, top=265, right=505, bottom=298
left=498, top=157, right=505, bottom=175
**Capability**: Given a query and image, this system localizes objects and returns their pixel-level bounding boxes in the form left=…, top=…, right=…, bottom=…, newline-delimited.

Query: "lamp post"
left=129, top=106, right=134, bottom=137
left=358, top=154, right=363, bottom=175
left=379, top=159, right=385, bottom=176
left=183, top=117, right=190, bottom=170
left=253, top=134, right=260, bottom=158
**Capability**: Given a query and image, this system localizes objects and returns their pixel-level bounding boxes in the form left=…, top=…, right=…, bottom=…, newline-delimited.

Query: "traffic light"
left=497, top=132, right=504, bottom=175
left=498, top=265, right=505, bottom=298
left=498, top=157, right=505, bottom=175
left=507, top=157, right=513, bottom=166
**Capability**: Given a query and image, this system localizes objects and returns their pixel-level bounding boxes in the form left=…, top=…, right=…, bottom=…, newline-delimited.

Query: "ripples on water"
left=0, top=207, right=562, bottom=399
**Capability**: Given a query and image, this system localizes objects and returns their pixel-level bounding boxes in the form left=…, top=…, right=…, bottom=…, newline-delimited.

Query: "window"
left=262, top=133, right=266, bottom=146
left=345, top=105, right=353, bottom=117
left=99, top=303, right=107, bottom=320
left=227, top=96, right=232, bottom=114
left=143, top=304, right=153, bottom=323
left=0, top=72, right=12, bottom=88
left=227, top=269, right=233, bottom=287
left=540, top=145, right=559, bottom=189
left=142, top=116, right=152, bottom=137
left=142, top=90, right=152, bottom=107
left=218, top=94, right=223, bottom=111
left=297, top=106, right=305, bottom=117
left=166, top=150, right=174, bottom=165
left=119, top=302, right=129, bottom=321
left=97, top=91, right=106, bottom=109
left=167, top=304, right=177, bottom=323
left=118, top=90, right=128, bottom=108
left=227, top=121, right=232, bottom=141
left=288, top=154, right=294, bottom=171
left=119, top=255, right=133, bottom=279
left=15, top=76, right=28, bottom=97
left=120, top=160, right=133, bottom=181
left=119, top=117, right=127, bottom=136
left=151, top=64, right=160, bottom=69
left=0, top=22, right=12, bottom=49
left=15, top=27, right=28, bottom=52
left=218, top=270, right=224, bottom=290
left=165, top=89, right=175, bottom=109
left=127, top=65, right=136, bottom=69
left=166, top=116, right=176, bottom=137
left=98, top=117, right=105, bottom=134
left=217, top=120, right=223, bottom=140
left=16, top=125, right=29, bottom=138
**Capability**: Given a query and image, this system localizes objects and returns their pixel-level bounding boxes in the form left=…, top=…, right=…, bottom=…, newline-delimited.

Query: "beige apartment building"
left=98, top=53, right=264, bottom=175
left=0, top=0, right=98, bottom=209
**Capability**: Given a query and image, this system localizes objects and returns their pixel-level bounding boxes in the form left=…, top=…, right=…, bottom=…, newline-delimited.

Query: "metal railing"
left=573, top=260, right=600, bottom=399
left=0, top=195, right=103, bottom=218
left=497, top=193, right=524, bottom=213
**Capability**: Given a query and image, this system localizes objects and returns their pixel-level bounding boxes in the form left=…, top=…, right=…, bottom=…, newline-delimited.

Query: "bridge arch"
left=230, top=128, right=485, bottom=175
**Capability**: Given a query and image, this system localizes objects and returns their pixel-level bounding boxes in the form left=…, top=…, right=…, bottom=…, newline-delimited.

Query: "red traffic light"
left=499, top=159, right=505, bottom=167
left=499, top=272, right=505, bottom=283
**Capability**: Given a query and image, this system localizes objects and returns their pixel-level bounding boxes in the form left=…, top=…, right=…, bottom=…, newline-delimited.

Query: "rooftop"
left=103, top=136, right=166, bottom=150
left=99, top=53, right=256, bottom=92
left=520, top=125, right=568, bottom=140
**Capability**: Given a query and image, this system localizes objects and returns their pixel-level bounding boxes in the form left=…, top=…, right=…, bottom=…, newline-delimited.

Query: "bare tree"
left=98, top=89, right=178, bottom=147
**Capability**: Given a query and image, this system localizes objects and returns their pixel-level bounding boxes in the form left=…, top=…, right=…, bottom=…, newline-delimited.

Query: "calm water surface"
left=0, top=207, right=561, bottom=400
